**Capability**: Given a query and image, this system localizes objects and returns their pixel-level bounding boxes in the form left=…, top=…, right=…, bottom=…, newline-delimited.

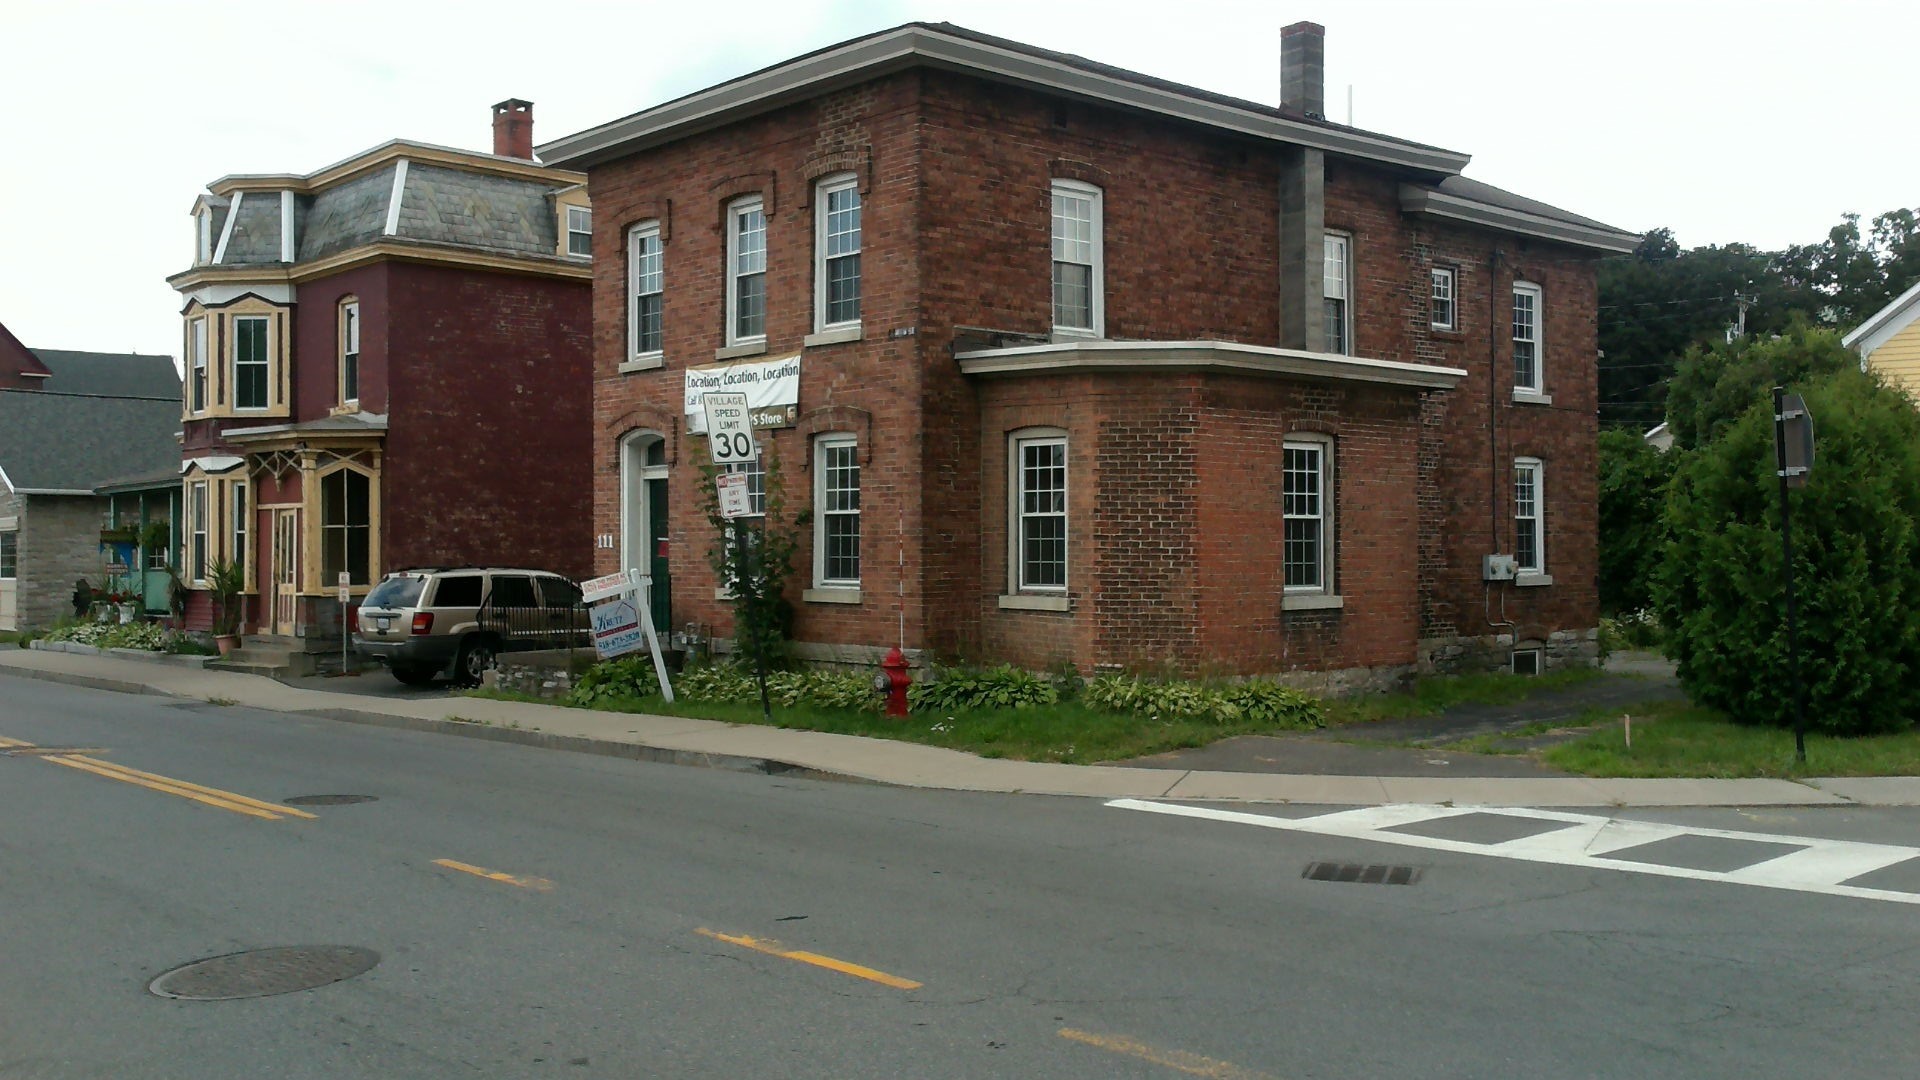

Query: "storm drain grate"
left=1302, top=862, right=1422, bottom=886
left=149, top=946, right=380, bottom=1001
left=283, top=795, right=378, bottom=806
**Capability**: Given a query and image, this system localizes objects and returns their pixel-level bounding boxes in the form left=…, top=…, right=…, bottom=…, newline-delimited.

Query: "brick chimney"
left=1280, top=22, right=1325, bottom=120
left=492, top=98, right=534, bottom=159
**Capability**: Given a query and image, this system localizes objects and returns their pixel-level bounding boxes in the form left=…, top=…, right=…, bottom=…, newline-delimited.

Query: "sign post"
left=1773, top=387, right=1815, bottom=765
left=702, top=392, right=772, bottom=724
left=582, top=569, right=673, bottom=702
left=338, top=572, right=352, bottom=674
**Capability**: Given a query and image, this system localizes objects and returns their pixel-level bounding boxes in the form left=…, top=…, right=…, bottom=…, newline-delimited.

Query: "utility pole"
left=1733, top=292, right=1753, bottom=339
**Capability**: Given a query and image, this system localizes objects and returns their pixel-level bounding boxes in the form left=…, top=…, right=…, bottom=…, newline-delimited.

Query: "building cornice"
left=954, top=339, right=1467, bottom=390
left=208, top=141, right=584, bottom=198
left=1399, top=184, right=1638, bottom=255
left=167, top=240, right=592, bottom=293
left=541, top=24, right=1471, bottom=176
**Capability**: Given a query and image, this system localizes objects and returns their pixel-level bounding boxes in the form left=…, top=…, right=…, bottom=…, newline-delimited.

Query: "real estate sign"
left=684, top=355, right=799, bottom=432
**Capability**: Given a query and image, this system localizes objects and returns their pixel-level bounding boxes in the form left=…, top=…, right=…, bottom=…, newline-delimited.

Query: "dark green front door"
left=647, top=476, right=671, bottom=635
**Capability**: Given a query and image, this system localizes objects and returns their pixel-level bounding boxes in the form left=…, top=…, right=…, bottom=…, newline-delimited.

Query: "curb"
left=5, top=666, right=174, bottom=698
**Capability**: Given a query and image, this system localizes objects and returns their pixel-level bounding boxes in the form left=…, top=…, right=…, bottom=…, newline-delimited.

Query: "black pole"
left=736, top=516, right=771, bottom=723
left=1774, top=386, right=1808, bottom=765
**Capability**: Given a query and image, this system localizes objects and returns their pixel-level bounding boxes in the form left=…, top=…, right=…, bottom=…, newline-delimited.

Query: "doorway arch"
left=619, top=430, right=671, bottom=636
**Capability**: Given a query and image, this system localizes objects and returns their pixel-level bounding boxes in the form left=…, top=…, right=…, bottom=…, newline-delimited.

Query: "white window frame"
left=1281, top=436, right=1335, bottom=598
left=1010, top=430, right=1069, bottom=594
left=231, top=314, right=271, bottom=411
left=1514, top=457, right=1545, bottom=577
left=812, top=434, right=860, bottom=589
left=726, top=195, right=768, bottom=347
left=1323, top=232, right=1353, bottom=355
left=340, top=300, right=360, bottom=405
left=627, top=221, right=664, bottom=366
left=813, top=174, right=862, bottom=333
left=1431, top=266, right=1456, bottom=331
left=189, top=481, right=209, bottom=586
left=566, top=205, right=593, bottom=258
left=188, top=317, right=208, bottom=413
left=1050, top=180, right=1103, bottom=338
left=1513, top=281, right=1544, bottom=395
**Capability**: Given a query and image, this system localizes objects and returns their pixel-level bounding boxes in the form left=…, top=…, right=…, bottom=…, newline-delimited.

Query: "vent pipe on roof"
left=493, top=99, right=534, bottom=160
left=1280, top=22, right=1325, bottom=120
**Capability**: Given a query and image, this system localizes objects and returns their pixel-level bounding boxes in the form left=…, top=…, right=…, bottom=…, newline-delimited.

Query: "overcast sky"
left=3, top=0, right=1910, bottom=359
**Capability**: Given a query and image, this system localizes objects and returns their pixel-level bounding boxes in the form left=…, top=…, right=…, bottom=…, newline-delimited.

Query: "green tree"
left=1596, top=428, right=1676, bottom=616
left=693, top=439, right=800, bottom=670
left=1661, top=321, right=1855, bottom=451
left=1655, top=369, right=1920, bottom=735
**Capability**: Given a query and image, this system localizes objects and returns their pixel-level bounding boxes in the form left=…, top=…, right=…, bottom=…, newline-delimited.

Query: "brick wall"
left=295, top=263, right=390, bottom=418
left=384, top=262, right=593, bottom=579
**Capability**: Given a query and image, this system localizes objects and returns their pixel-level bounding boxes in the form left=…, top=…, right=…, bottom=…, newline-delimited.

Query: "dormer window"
left=566, top=206, right=592, bottom=258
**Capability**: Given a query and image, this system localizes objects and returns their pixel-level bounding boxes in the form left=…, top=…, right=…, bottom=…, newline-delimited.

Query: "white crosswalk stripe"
left=1107, top=799, right=1920, bottom=906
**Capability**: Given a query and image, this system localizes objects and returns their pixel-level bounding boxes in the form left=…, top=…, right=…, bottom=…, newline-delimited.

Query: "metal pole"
left=737, top=517, right=771, bottom=723
left=1774, top=386, right=1808, bottom=765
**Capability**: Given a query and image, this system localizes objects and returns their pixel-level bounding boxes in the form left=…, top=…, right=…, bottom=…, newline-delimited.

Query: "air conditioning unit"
left=1483, top=554, right=1518, bottom=582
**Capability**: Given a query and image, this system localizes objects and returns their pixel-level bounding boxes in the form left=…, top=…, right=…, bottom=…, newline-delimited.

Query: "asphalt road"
left=4, top=673, right=1918, bottom=1079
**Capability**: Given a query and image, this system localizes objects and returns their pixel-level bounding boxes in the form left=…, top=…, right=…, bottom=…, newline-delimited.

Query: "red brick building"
left=543, top=24, right=1635, bottom=688
left=167, top=101, right=592, bottom=652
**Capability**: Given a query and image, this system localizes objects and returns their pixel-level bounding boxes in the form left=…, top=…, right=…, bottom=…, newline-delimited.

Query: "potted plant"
left=207, top=558, right=246, bottom=655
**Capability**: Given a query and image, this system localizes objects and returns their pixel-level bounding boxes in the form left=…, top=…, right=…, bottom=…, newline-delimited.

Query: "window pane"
left=735, top=273, right=765, bottom=340
left=0, top=531, right=16, bottom=579
left=1282, top=444, right=1326, bottom=590
left=826, top=253, right=860, bottom=325
left=1324, top=298, right=1347, bottom=354
left=433, top=576, right=483, bottom=606
left=1017, top=439, right=1067, bottom=589
left=637, top=294, right=663, bottom=354
left=734, top=206, right=765, bottom=274
left=825, top=186, right=860, bottom=256
left=1053, top=263, right=1092, bottom=330
left=825, top=516, right=860, bottom=581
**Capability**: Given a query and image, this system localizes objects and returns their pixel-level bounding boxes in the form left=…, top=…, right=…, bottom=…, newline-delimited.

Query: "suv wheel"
left=455, top=637, right=498, bottom=687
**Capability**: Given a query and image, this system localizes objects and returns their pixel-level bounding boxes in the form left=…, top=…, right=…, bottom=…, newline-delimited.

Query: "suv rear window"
left=431, top=575, right=484, bottom=606
left=490, top=575, right=539, bottom=608
left=364, top=575, right=426, bottom=609
left=539, top=577, right=583, bottom=608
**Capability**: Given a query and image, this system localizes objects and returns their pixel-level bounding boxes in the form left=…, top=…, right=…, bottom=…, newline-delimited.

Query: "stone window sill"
left=998, top=593, right=1070, bottom=612
left=715, top=340, right=768, bottom=361
left=620, top=354, right=664, bottom=374
left=1516, top=574, right=1554, bottom=587
left=1282, top=593, right=1345, bottom=611
left=803, top=587, right=861, bottom=604
left=1512, top=391, right=1554, bottom=406
left=803, top=325, right=863, bottom=348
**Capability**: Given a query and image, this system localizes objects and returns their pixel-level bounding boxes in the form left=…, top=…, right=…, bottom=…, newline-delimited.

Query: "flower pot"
left=215, top=634, right=241, bottom=657
left=119, top=604, right=137, bottom=625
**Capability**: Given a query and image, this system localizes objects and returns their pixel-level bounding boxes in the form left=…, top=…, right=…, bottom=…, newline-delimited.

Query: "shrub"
left=569, top=659, right=881, bottom=713
left=1597, top=428, right=1677, bottom=615
left=1655, top=369, right=1920, bottom=735
left=567, top=655, right=662, bottom=707
left=1084, top=674, right=1324, bottom=727
left=1216, top=680, right=1326, bottom=728
left=43, top=620, right=194, bottom=653
left=907, top=665, right=1060, bottom=712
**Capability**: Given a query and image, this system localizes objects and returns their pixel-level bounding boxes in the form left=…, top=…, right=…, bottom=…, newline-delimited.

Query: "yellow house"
left=1846, top=279, right=1920, bottom=396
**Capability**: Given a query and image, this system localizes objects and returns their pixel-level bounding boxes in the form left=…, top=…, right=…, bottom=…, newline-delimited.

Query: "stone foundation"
left=1419, top=628, right=1600, bottom=676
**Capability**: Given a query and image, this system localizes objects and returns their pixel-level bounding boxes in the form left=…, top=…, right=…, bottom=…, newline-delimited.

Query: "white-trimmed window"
left=1431, top=266, right=1456, bottom=331
left=566, top=206, right=593, bottom=258
left=727, top=456, right=767, bottom=518
left=815, top=176, right=862, bottom=331
left=813, top=435, right=860, bottom=587
left=232, top=315, right=270, bottom=410
left=321, top=469, right=372, bottom=586
left=0, top=530, right=16, bottom=580
left=628, top=222, right=663, bottom=362
left=189, top=481, right=209, bottom=585
left=1514, top=457, right=1545, bottom=575
left=1051, top=180, right=1102, bottom=336
left=340, top=300, right=360, bottom=405
left=1013, top=432, right=1068, bottom=591
left=726, top=195, right=767, bottom=345
left=146, top=521, right=170, bottom=571
left=1324, top=232, right=1352, bottom=354
left=1282, top=438, right=1333, bottom=593
left=230, top=482, right=248, bottom=577
left=188, top=317, right=208, bottom=413
left=1513, top=282, right=1543, bottom=393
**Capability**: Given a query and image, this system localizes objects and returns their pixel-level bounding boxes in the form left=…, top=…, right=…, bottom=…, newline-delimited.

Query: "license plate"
left=377, top=617, right=391, bottom=631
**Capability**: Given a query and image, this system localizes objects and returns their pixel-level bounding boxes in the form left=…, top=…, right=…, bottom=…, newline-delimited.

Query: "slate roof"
left=29, top=350, right=181, bottom=399
left=0, top=389, right=182, bottom=494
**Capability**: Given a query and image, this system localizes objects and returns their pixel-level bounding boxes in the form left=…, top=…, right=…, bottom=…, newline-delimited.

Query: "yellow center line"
left=432, top=858, right=554, bottom=891
left=0, top=735, right=30, bottom=747
left=1057, top=1028, right=1277, bottom=1080
left=54, top=756, right=317, bottom=819
left=42, top=755, right=287, bottom=821
left=694, top=928, right=922, bottom=990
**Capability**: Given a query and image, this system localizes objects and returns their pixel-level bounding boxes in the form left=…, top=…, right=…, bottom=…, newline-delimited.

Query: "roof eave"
left=1844, top=278, right=1920, bottom=351
left=541, top=25, right=1471, bottom=176
left=1400, top=185, right=1638, bottom=254
left=954, top=339, right=1467, bottom=390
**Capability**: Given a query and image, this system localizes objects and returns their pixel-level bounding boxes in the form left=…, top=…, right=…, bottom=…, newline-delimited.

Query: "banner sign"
left=684, top=355, right=799, bottom=432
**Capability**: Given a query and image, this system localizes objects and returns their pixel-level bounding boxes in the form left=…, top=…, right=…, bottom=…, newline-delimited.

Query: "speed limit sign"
left=701, top=392, right=758, bottom=464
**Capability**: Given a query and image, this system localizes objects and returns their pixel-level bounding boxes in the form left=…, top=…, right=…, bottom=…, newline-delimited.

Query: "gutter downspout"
left=1485, top=246, right=1516, bottom=650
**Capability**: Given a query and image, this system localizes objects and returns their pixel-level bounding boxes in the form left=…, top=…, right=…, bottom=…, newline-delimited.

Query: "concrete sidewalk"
left=3, top=646, right=1913, bottom=809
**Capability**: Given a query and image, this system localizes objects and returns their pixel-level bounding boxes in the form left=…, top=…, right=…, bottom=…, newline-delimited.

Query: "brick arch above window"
left=622, top=199, right=672, bottom=242
left=800, top=149, right=873, bottom=204
left=606, top=407, right=680, bottom=468
left=1048, top=158, right=1112, bottom=187
left=708, top=171, right=777, bottom=221
left=798, top=405, right=873, bottom=466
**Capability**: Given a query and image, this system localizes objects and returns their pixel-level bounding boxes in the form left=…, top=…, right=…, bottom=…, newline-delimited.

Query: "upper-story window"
left=1051, top=181, right=1102, bottom=336
left=726, top=195, right=767, bottom=346
left=188, top=317, right=208, bottom=413
left=1512, top=282, right=1543, bottom=394
left=1324, top=232, right=1352, bottom=354
left=1431, top=267, right=1457, bottom=331
left=628, top=222, right=663, bottom=362
left=566, top=206, right=593, bottom=258
left=232, top=315, right=270, bottom=410
left=815, top=176, right=861, bottom=331
left=339, top=300, right=360, bottom=405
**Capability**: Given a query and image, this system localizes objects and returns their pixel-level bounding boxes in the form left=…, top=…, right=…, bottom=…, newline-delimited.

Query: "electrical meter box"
left=1483, top=554, right=1518, bottom=582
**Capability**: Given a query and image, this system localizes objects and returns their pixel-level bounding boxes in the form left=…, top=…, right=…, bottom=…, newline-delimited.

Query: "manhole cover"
left=1302, top=862, right=1422, bottom=886
left=149, top=946, right=380, bottom=1000
left=283, top=794, right=378, bottom=806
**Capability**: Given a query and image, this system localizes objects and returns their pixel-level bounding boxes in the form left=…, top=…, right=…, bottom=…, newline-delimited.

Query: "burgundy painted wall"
left=295, top=263, right=392, bottom=418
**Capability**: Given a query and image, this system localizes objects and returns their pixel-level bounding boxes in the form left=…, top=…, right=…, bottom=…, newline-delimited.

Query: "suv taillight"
left=410, top=612, right=435, bottom=635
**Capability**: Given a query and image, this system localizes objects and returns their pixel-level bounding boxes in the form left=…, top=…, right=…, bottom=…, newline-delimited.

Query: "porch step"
left=207, top=635, right=343, bottom=678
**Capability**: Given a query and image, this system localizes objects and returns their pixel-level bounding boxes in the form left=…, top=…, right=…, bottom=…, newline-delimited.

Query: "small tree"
left=1662, top=321, right=1855, bottom=451
left=207, top=558, right=246, bottom=638
left=1655, top=369, right=1920, bottom=735
left=1596, top=428, right=1676, bottom=616
left=693, top=438, right=801, bottom=669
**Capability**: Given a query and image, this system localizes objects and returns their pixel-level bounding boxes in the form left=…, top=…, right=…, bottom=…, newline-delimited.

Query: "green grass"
left=0, top=630, right=29, bottom=647
left=1544, top=701, right=1920, bottom=778
left=1322, top=667, right=1603, bottom=726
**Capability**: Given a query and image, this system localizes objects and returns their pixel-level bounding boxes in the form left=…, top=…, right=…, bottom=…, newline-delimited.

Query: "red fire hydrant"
left=876, top=646, right=912, bottom=717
